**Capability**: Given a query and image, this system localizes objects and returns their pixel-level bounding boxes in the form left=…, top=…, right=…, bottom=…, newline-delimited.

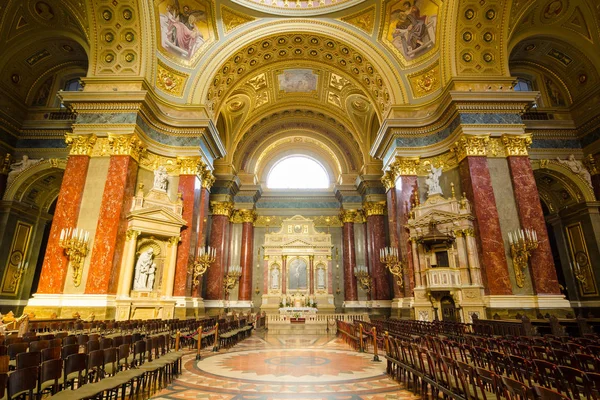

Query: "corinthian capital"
left=363, top=201, right=386, bottom=217
left=501, top=134, right=532, bottom=156
left=452, top=134, right=490, bottom=162
left=177, top=157, right=205, bottom=176
left=65, top=134, right=97, bottom=156
left=211, top=201, right=234, bottom=217
left=339, top=209, right=358, bottom=223
left=107, top=133, right=145, bottom=161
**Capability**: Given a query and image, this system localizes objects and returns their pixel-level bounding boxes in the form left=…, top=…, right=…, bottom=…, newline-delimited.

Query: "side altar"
left=260, top=215, right=335, bottom=314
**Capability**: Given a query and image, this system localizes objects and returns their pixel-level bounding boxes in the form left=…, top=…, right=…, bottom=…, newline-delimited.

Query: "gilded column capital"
left=167, top=236, right=181, bottom=247
left=501, top=134, right=532, bottom=156
left=176, top=156, right=204, bottom=176
left=392, top=157, right=420, bottom=176
left=339, top=209, right=358, bottom=223
left=65, top=134, right=97, bottom=156
left=210, top=201, right=234, bottom=217
left=1, top=153, right=11, bottom=175
left=238, top=209, right=257, bottom=224
left=201, top=167, right=215, bottom=190
left=363, top=201, right=386, bottom=217
left=452, top=134, right=490, bottom=162
left=107, top=133, right=145, bottom=162
left=126, top=230, right=141, bottom=241
left=381, top=169, right=396, bottom=191
left=308, top=255, right=314, bottom=261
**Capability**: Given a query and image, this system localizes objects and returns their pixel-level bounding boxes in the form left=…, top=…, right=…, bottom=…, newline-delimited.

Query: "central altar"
left=260, top=216, right=335, bottom=314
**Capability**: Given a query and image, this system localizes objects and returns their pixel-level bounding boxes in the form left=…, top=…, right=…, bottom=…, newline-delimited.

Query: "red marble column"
left=173, top=174, right=200, bottom=297
left=459, top=156, right=512, bottom=295
left=507, top=156, right=561, bottom=294
left=341, top=211, right=358, bottom=301
left=86, top=155, right=138, bottom=294
left=365, top=202, right=391, bottom=301
left=397, top=176, right=418, bottom=297
left=386, top=187, right=402, bottom=298
left=238, top=211, right=255, bottom=301
left=37, top=155, right=90, bottom=293
left=589, top=154, right=600, bottom=200
left=192, top=185, right=211, bottom=298
left=282, top=256, right=287, bottom=295
left=205, top=202, right=232, bottom=300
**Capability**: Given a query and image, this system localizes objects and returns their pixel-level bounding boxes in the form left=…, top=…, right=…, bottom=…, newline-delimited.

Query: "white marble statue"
left=153, top=166, right=168, bottom=191
left=7, top=155, right=43, bottom=186
left=133, top=248, right=157, bottom=290
left=271, top=268, right=279, bottom=289
left=557, top=154, right=593, bottom=187
left=317, top=268, right=325, bottom=289
left=425, top=165, right=443, bottom=196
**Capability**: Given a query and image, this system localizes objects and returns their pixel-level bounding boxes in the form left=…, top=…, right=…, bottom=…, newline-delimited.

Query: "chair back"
left=87, top=350, right=104, bottom=383
left=39, top=359, right=62, bottom=396
left=62, top=336, right=77, bottom=346
left=7, top=366, right=38, bottom=400
left=64, top=353, right=87, bottom=389
left=117, top=344, right=130, bottom=369
left=99, top=338, right=113, bottom=350
left=7, top=342, right=28, bottom=360
left=61, top=343, right=79, bottom=360
left=501, top=375, right=532, bottom=400
left=29, top=340, right=49, bottom=353
left=533, top=385, right=570, bottom=400
left=16, top=351, right=41, bottom=370
left=86, top=340, right=100, bottom=353
left=0, top=356, right=9, bottom=374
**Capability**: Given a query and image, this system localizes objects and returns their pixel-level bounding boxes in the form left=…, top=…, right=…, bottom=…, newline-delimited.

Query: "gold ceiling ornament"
left=339, top=209, right=358, bottom=224
left=65, top=134, right=97, bottom=156
left=176, top=157, right=204, bottom=176
left=156, top=60, right=188, bottom=97
left=339, top=5, right=376, bottom=35
left=392, top=157, right=420, bottom=176
left=210, top=201, right=234, bottom=217
left=452, top=134, right=490, bottom=162
left=362, top=201, right=386, bottom=217
left=221, top=5, right=255, bottom=34
left=408, top=62, right=440, bottom=99
left=501, top=134, right=532, bottom=156
left=107, top=133, right=146, bottom=162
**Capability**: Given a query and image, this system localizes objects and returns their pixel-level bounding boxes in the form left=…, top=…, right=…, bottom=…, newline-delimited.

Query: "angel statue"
left=153, top=166, right=168, bottom=191
left=161, top=0, right=206, bottom=59
left=425, top=165, right=443, bottom=197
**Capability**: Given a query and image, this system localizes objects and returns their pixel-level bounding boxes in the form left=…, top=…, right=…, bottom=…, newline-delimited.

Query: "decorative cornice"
left=452, top=134, right=490, bottom=162
left=363, top=201, right=386, bottom=217
left=107, top=133, right=146, bottom=162
left=65, top=134, right=97, bottom=156
left=211, top=201, right=234, bottom=217
left=501, top=134, right=532, bottom=157
left=176, top=157, right=204, bottom=176
left=339, top=209, right=358, bottom=224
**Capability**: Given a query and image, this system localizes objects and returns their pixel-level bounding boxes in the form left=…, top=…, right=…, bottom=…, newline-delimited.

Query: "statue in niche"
left=133, top=248, right=157, bottom=290
left=425, top=165, right=443, bottom=196
left=557, top=154, right=593, bottom=187
left=153, top=166, right=168, bottom=191
left=317, top=268, right=325, bottom=289
left=271, top=268, right=279, bottom=289
left=7, top=155, right=43, bottom=186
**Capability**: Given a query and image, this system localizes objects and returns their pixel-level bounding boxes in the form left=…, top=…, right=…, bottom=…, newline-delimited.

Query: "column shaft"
left=507, top=156, right=561, bottom=294
left=174, top=174, right=200, bottom=297
left=386, top=188, right=402, bottom=298
left=206, top=214, right=229, bottom=300
left=309, top=256, right=314, bottom=295
left=367, top=213, right=390, bottom=300
left=342, top=221, right=358, bottom=301
left=238, top=221, right=254, bottom=301
left=397, top=176, right=418, bottom=297
left=192, top=186, right=211, bottom=298
left=86, top=155, right=138, bottom=294
left=38, top=155, right=90, bottom=293
left=282, top=256, right=287, bottom=295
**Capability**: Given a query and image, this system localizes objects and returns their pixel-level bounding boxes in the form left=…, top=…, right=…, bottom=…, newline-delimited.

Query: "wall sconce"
left=255, top=285, right=260, bottom=295
left=571, top=261, right=587, bottom=285
left=508, top=229, right=538, bottom=288
left=59, top=227, right=90, bottom=287
left=9, top=261, right=28, bottom=291
left=354, top=265, right=371, bottom=292
left=380, top=246, right=405, bottom=288
left=189, top=246, right=215, bottom=288
left=223, top=265, right=242, bottom=292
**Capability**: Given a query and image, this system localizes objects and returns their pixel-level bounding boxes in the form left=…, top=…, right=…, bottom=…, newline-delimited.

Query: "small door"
left=440, top=296, right=457, bottom=322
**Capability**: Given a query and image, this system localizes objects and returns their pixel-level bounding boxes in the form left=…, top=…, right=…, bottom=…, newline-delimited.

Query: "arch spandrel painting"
left=156, top=0, right=216, bottom=64
left=381, top=0, right=439, bottom=63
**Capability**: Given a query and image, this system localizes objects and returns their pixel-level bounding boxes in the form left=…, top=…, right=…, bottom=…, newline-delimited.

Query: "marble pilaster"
left=192, top=172, right=213, bottom=298
left=365, top=201, right=390, bottom=301
left=238, top=210, right=256, bottom=301
left=205, top=201, right=233, bottom=300
left=173, top=174, right=199, bottom=297
left=383, top=175, right=402, bottom=299
left=340, top=210, right=358, bottom=302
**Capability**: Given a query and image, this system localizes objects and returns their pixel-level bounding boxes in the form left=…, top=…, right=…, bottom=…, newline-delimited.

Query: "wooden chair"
left=28, top=341, right=49, bottom=353
left=37, top=359, right=62, bottom=399
left=475, top=367, right=502, bottom=400
left=7, top=366, right=38, bottom=400
left=532, top=359, right=558, bottom=388
left=555, top=365, right=594, bottom=400
left=15, top=351, right=41, bottom=370
left=61, top=344, right=79, bottom=360
left=501, top=375, right=534, bottom=400
left=533, top=385, right=571, bottom=400
left=41, top=347, right=61, bottom=362
left=63, top=353, right=87, bottom=390
left=86, top=350, right=104, bottom=383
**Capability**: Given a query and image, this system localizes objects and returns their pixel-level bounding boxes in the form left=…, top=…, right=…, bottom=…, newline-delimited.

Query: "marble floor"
left=152, top=332, right=420, bottom=400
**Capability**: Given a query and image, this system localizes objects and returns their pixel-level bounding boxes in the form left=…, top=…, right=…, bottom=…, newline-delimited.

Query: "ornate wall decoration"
left=380, top=0, right=440, bottom=64
left=408, top=61, right=440, bottom=98
left=221, top=5, right=255, bottom=34
left=339, top=5, right=375, bottom=35
left=277, top=69, right=317, bottom=93
left=156, top=59, right=188, bottom=97
left=155, top=0, right=217, bottom=65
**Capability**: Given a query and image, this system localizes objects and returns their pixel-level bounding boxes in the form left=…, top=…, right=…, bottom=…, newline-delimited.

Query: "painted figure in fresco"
left=545, top=78, right=565, bottom=106
left=425, top=164, right=443, bottom=197
left=161, top=0, right=206, bottom=59
left=134, top=248, right=157, bottom=290
left=390, top=0, right=436, bottom=59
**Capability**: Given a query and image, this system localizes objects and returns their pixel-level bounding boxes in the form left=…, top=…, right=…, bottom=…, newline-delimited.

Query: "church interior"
left=1, top=0, right=600, bottom=398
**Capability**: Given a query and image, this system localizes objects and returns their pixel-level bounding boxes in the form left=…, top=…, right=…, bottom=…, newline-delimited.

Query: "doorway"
left=440, top=296, right=457, bottom=322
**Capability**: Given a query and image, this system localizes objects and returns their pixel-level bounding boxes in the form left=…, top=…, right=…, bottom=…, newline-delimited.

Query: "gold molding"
left=501, top=134, right=532, bottom=157
left=452, top=134, right=490, bottom=162
left=167, top=236, right=181, bottom=247
left=584, top=154, right=599, bottom=176
left=339, top=5, right=376, bottom=35
left=363, top=201, right=386, bottom=217
left=107, top=133, right=146, bottom=162
left=238, top=209, right=257, bottom=224
left=392, top=157, right=420, bottom=176
left=408, top=62, right=441, bottom=99
left=211, top=201, right=234, bottom=217
left=65, top=134, right=97, bottom=156
left=156, top=60, right=188, bottom=98
left=221, top=5, right=255, bottom=34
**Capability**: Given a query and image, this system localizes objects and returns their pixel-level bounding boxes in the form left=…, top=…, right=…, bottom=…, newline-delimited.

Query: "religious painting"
left=382, top=0, right=439, bottom=61
left=277, top=69, right=317, bottom=93
left=544, top=76, right=566, bottom=106
left=156, top=0, right=214, bottom=62
left=288, top=258, right=308, bottom=290
left=542, top=0, right=564, bottom=21
left=32, top=76, right=53, bottom=107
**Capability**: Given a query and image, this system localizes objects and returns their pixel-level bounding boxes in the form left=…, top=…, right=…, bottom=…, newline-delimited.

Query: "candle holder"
left=354, top=265, right=372, bottom=292
left=9, top=262, right=28, bottom=291
left=508, top=228, right=538, bottom=288
left=571, top=261, right=587, bottom=285
left=223, top=265, right=242, bottom=293
left=380, top=246, right=405, bottom=288
left=189, top=246, right=215, bottom=288
left=59, top=227, right=90, bottom=287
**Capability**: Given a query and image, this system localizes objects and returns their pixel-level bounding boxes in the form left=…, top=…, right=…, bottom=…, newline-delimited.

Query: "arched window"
left=63, top=78, right=83, bottom=92
left=267, top=156, right=329, bottom=189
left=513, top=78, right=533, bottom=92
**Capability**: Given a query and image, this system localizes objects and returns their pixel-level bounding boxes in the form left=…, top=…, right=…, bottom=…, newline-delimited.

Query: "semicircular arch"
left=531, top=159, right=595, bottom=206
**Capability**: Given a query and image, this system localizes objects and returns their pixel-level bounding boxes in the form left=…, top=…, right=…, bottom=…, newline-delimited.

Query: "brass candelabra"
left=354, top=265, right=372, bottom=292
left=189, top=246, right=215, bottom=288
left=380, top=247, right=405, bottom=288
left=508, top=229, right=538, bottom=288
left=59, top=227, right=90, bottom=287
left=223, top=265, right=242, bottom=292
